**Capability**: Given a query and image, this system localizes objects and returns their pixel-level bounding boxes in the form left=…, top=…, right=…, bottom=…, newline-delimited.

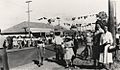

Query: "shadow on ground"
left=32, top=60, right=39, bottom=65
left=45, top=58, right=66, bottom=67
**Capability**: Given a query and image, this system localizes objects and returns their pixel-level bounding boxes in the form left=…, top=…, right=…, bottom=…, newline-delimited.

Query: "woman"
left=63, top=36, right=74, bottom=68
left=99, top=26, right=113, bottom=69
left=92, top=23, right=104, bottom=66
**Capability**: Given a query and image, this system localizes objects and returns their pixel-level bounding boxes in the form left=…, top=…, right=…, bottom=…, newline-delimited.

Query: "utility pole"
left=26, top=1, right=32, bottom=38
left=3, top=48, right=9, bottom=70
left=108, top=0, right=116, bottom=46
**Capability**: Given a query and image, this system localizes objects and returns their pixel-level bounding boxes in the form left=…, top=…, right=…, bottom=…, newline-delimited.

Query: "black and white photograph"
left=0, top=0, right=120, bottom=70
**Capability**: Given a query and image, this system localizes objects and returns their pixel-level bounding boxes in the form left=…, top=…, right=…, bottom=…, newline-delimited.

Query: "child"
left=63, top=36, right=74, bottom=68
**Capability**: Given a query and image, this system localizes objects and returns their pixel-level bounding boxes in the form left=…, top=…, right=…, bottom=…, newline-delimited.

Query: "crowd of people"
left=48, top=24, right=117, bottom=70
left=4, top=35, right=53, bottom=49
left=3, top=32, right=86, bottom=50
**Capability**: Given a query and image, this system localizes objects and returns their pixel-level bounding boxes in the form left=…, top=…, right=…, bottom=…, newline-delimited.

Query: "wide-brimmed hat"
left=64, top=36, right=72, bottom=42
left=66, top=36, right=72, bottom=39
left=97, top=11, right=107, bottom=20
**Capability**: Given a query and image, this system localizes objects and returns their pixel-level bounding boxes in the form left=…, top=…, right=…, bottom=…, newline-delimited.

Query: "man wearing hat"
left=53, top=32, right=64, bottom=60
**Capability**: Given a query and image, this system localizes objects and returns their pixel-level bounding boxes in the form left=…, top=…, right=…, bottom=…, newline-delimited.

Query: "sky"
left=0, top=0, right=120, bottom=30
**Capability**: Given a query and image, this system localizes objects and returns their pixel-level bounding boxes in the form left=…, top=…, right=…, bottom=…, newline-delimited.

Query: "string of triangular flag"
left=63, top=22, right=95, bottom=27
left=72, top=13, right=97, bottom=20
left=38, top=13, right=97, bottom=25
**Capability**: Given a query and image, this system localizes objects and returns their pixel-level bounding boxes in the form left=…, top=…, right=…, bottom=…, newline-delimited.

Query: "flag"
left=38, top=18, right=43, bottom=20
left=43, top=17, right=47, bottom=19
left=78, top=17, right=81, bottom=19
left=72, top=17, right=76, bottom=21
left=56, top=17, right=60, bottom=19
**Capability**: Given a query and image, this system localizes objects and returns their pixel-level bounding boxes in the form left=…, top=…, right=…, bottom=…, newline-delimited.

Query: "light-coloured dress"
left=64, top=40, right=74, bottom=60
left=99, top=31, right=113, bottom=64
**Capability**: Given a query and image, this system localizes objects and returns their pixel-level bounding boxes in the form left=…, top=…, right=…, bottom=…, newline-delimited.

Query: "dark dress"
left=92, top=33, right=102, bottom=60
left=73, top=38, right=78, bottom=56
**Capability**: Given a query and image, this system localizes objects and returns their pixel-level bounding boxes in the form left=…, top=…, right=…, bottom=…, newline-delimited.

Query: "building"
left=2, top=21, right=67, bottom=37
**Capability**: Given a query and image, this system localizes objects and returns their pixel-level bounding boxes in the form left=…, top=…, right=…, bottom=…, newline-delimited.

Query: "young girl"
left=63, top=36, right=74, bottom=68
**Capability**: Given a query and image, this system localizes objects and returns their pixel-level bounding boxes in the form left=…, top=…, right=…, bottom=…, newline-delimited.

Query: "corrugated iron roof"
left=2, top=21, right=54, bottom=33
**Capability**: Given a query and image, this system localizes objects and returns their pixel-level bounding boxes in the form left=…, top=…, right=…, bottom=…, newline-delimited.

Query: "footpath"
left=10, top=46, right=90, bottom=70
left=10, top=57, right=96, bottom=70
left=10, top=45, right=120, bottom=70
left=10, top=57, right=64, bottom=70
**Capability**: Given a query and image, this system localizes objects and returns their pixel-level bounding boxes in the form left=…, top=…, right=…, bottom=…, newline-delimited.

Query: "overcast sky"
left=0, top=0, right=120, bottom=30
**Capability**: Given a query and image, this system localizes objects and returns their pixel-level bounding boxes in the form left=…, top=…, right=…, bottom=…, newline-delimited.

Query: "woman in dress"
left=99, top=26, right=113, bottom=69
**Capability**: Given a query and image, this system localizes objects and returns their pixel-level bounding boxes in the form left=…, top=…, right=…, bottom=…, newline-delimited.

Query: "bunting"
left=70, top=13, right=97, bottom=20
left=37, top=11, right=106, bottom=29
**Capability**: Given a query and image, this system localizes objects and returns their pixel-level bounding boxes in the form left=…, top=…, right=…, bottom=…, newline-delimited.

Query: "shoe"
left=74, top=66, right=77, bottom=69
left=41, top=63, right=43, bottom=65
left=65, top=65, right=69, bottom=68
left=68, top=68, right=71, bottom=70
left=37, top=64, right=41, bottom=67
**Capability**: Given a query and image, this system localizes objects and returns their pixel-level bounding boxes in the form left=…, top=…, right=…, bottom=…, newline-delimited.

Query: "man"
left=0, top=29, right=9, bottom=70
left=99, top=26, right=113, bottom=69
left=36, top=37, right=45, bottom=67
left=71, top=34, right=78, bottom=68
left=72, top=34, right=78, bottom=57
left=53, top=32, right=63, bottom=60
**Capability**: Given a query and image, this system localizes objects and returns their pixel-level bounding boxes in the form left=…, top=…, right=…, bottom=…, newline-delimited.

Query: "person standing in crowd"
left=99, top=26, right=113, bottom=69
left=13, top=37, right=18, bottom=48
left=6, top=36, right=13, bottom=49
left=93, top=11, right=108, bottom=67
left=114, top=31, right=119, bottom=60
left=86, top=31, right=93, bottom=59
left=63, top=36, right=74, bottom=69
left=80, top=34, right=84, bottom=45
left=92, top=23, right=104, bottom=66
left=71, top=34, right=78, bottom=68
left=53, top=32, right=64, bottom=61
left=72, top=34, right=78, bottom=57
left=17, top=36, right=23, bottom=49
left=0, top=29, right=9, bottom=70
left=36, top=37, right=45, bottom=67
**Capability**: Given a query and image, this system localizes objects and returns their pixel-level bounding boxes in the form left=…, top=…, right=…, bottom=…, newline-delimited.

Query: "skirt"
left=64, top=48, right=74, bottom=60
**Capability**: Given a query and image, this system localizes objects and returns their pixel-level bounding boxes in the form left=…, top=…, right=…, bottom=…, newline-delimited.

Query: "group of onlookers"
left=4, top=33, right=86, bottom=50
left=4, top=35, right=53, bottom=49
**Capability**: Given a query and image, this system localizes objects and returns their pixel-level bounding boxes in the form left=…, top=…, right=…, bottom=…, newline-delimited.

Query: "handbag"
left=108, top=45, right=116, bottom=53
left=99, top=43, right=108, bottom=53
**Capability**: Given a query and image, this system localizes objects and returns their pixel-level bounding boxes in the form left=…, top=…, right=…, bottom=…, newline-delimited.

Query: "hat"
left=65, top=36, right=72, bottom=42
left=98, top=11, right=107, bottom=20
left=66, top=36, right=72, bottom=39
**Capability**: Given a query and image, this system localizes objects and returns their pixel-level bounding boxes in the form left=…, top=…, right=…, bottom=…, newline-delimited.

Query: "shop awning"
left=30, top=28, right=53, bottom=33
